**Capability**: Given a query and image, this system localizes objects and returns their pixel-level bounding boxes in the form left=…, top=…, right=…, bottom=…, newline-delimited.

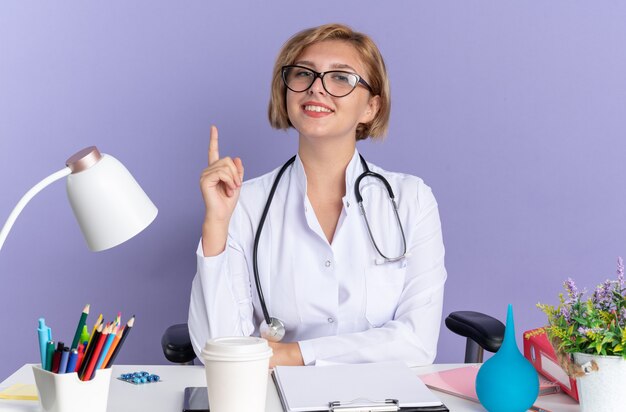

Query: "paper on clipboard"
left=272, top=361, right=447, bottom=412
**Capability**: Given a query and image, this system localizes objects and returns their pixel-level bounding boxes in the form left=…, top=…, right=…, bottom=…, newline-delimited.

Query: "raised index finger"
left=208, top=125, right=220, bottom=165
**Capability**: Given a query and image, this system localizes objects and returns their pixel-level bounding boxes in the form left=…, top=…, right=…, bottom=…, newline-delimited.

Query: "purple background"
left=1, top=1, right=626, bottom=379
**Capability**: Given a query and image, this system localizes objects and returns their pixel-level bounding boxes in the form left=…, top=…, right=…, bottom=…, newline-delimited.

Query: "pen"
left=71, top=304, right=90, bottom=350
left=37, top=318, right=51, bottom=368
left=51, top=342, right=64, bottom=373
left=80, top=325, right=90, bottom=347
left=58, top=346, right=70, bottom=373
left=75, top=344, right=85, bottom=373
left=530, top=406, right=552, bottom=412
left=66, top=349, right=78, bottom=374
left=45, top=341, right=55, bottom=371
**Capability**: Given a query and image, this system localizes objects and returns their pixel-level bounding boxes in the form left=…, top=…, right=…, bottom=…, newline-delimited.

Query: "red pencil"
left=82, top=324, right=110, bottom=381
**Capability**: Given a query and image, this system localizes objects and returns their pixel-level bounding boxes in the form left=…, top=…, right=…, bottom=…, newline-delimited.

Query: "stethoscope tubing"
left=252, top=155, right=296, bottom=325
left=252, top=154, right=407, bottom=335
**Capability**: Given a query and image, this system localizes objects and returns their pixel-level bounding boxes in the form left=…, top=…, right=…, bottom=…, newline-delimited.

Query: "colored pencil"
left=105, top=316, right=134, bottom=368
left=71, top=304, right=90, bottom=349
left=78, top=323, right=102, bottom=379
left=83, top=324, right=110, bottom=381
left=102, top=326, right=124, bottom=369
left=95, top=324, right=118, bottom=370
left=84, top=314, right=103, bottom=355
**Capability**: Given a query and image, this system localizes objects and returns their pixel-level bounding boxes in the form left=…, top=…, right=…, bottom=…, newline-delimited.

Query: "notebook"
left=272, top=361, right=448, bottom=412
left=418, top=365, right=560, bottom=403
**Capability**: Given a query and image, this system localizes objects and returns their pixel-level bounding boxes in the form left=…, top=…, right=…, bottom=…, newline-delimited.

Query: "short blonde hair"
left=268, top=23, right=390, bottom=141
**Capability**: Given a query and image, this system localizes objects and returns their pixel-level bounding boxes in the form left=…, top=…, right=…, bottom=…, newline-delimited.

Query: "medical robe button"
left=325, top=260, right=331, bottom=267
left=327, top=318, right=334, bottom=323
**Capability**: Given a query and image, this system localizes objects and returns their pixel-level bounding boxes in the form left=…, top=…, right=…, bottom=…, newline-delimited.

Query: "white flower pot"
left=573, top=352, right=626, bottom=412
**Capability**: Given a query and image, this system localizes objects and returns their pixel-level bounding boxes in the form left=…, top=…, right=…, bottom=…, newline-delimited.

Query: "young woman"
left=189, top=23, right=447, bottom=367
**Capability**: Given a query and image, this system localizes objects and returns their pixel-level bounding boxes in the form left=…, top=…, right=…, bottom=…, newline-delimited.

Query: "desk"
left=1, top=364, right=580, bottom=412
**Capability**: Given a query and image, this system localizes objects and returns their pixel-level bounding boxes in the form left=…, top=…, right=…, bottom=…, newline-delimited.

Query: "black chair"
left=161, top=323, right=196, bottom=364
left=445, top=311, right=505, bottom=363
left=162, top=312, right=505, bottom=365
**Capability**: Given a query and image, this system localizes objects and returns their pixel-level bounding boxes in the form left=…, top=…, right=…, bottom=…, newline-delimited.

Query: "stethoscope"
left=254, top=154, right=407, bottom=341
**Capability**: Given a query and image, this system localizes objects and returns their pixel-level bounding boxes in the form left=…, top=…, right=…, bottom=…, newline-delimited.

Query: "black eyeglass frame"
left=281, top=65, right=373, bottom=98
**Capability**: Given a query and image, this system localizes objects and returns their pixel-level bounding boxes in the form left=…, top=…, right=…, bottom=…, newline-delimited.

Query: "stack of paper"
left=0, top=383, right=38, bottom=400
left=272, top=361, right=448, bottom=412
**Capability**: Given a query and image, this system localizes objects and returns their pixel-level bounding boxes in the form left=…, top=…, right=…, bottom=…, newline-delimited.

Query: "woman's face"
left=286, top=40, right=380, bottom=143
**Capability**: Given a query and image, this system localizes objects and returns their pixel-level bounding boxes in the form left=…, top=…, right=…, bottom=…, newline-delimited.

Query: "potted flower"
left=538, top=258, right=626, bottom=411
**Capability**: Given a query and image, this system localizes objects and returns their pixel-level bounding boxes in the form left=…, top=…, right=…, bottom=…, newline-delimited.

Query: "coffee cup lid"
left=201, top=336, right=273, bottom=362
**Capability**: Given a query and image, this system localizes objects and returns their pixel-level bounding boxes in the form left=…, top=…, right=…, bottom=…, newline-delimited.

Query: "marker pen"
left=37, top=318, right=51, bottom=368
left=51, top=342, right=64, bottom=373
left=66, top=349, right=79, bottom=373
left=45, top=341, right=55, bottom=371
left=80, top=325, right=90, bottom=347
left=58, top=347, right=70, bottom=373
left=75, top=344, right=86, bottom=372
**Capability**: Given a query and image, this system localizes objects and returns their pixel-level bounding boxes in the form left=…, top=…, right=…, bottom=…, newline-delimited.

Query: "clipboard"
left=272, top=362, right=449, bottom=412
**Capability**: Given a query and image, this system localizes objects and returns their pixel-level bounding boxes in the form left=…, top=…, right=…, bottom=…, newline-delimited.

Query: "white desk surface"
left=0, top=363, right=580, bottom=412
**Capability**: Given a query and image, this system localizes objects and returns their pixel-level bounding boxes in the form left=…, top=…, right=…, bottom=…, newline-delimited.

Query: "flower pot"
left=573, top=352, right=626, bottom=412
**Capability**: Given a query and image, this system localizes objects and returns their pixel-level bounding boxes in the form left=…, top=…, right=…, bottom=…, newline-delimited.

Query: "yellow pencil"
left=84, top=314, right=103, bottom=355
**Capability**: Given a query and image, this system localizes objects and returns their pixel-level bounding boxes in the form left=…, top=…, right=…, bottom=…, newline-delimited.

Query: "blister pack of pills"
left=117, top=371, right=161, bottom=385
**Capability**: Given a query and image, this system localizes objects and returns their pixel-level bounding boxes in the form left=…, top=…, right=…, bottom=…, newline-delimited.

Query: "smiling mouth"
left=303, top=105, right=334, bottom=113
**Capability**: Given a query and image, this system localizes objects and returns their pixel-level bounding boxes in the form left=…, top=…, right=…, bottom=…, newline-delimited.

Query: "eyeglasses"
left=281, top=65, right=373, bottom=98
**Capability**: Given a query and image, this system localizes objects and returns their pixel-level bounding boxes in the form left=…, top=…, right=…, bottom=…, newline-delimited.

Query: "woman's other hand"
left=200, top=125, right=244, bottom=256
left=268, top=341, right=305, bottom=368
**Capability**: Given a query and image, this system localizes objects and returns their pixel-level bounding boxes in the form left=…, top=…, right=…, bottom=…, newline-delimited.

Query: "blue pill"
left=152, top=375, right=160, bottom=382
left=133, top=377, right=141, bottom=384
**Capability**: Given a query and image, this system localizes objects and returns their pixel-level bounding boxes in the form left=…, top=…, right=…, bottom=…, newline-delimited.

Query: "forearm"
left=189, top=240, right=254, bottom=360
left=201, top=217, right=230, bottom=257
left=299, top=284, right=444, bottom=365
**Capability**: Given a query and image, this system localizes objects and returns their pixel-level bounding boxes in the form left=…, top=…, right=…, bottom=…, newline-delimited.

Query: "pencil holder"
left=32, top=365, right=112, bottom=412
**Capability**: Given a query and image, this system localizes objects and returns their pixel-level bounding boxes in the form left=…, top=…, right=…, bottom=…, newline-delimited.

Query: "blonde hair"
left=268, top=23, right=390, bottom=141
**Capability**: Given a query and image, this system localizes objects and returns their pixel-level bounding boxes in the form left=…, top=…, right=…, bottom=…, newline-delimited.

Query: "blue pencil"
left=94, top=324, right=117, bottom=371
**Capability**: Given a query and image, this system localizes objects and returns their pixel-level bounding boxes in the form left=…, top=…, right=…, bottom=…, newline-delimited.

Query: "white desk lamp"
left=0, top=146, right=157, bottom=252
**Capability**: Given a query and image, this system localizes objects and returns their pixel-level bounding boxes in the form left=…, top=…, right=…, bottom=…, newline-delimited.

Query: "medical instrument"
left=253, top=155, right=407, bottom=341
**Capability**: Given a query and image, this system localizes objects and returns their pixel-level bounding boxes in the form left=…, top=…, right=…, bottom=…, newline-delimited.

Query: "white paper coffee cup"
left=201, top=336, right=273, bottom=412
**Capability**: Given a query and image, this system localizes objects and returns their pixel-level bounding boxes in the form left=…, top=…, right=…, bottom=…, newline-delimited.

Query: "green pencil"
left=71, top=304, right=90, bottom=350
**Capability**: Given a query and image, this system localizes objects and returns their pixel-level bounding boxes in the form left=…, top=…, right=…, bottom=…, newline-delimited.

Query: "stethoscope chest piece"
left=252, top=154, right=406, bottom=343
left=259, top=317, right=286, bottom=342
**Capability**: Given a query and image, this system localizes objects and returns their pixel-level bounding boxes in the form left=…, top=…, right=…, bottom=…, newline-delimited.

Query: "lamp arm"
left=0, top=167, right=72, bottom=252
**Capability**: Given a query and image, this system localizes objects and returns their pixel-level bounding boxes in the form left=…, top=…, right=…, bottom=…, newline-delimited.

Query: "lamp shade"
left=65, top=147, right=158, bottom=252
